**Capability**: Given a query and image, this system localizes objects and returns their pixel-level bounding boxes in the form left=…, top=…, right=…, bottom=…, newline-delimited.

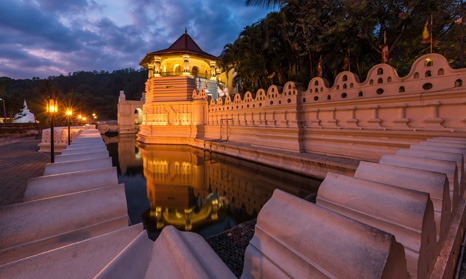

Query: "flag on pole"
left=317, top=56, right=322, bottom=77
left=455, top=17, right=465, bottom=25
left=342, top=50, right=349, bottom=71
left=421, top=20, right=432, bottom=44
left=381, top=30, right=389, bottom=63
left=205, top=79, right=208, bottom=88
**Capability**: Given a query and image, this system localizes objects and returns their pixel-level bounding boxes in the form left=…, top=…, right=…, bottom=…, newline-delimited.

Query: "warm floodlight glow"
left=46, top=98, right=58, bottom=113
left=78, top=114, right=82, bottom=119
left=82, top=117, right=87, bottom=121
left=66, top=109, right=72, bottom=116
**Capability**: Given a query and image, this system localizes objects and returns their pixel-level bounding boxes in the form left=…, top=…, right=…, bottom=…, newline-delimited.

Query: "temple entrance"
left=174, top=65, right=182, bottom=75
left=134, top=108, right=143, bottom=124
left=191, top=66, right=199, bottom=76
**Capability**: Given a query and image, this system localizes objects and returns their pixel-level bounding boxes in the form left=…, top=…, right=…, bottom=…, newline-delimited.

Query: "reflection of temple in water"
left=117, top=136, right=320, bottom=232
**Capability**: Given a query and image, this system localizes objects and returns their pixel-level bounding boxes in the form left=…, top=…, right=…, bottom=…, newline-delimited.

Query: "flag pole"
left=430, top=14, right=433, bottom=53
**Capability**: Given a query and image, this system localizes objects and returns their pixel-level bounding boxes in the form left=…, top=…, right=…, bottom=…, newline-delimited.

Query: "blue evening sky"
left=0, top=0, right=274, bottom=79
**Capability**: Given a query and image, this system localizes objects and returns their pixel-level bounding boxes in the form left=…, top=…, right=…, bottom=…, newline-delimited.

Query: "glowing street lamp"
left=78, top=114, right=82, bottom=126
left=66, top=109, right=72, bottom=145
left=46, top=97, right=58, bottom=163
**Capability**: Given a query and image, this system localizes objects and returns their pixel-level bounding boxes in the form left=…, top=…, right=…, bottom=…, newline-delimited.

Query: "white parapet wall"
left=242, top=189, right=410, bottom=279
left=317, top=173, right=436, bottom=279
left=354, top=161, right=451, bottom=247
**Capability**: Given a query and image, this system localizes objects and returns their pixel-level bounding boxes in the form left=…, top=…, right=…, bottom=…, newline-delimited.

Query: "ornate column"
left=148, top=64, right=154, bottom=79
left=183, top=54, right=190, bottom=75
left=154, top=56, right=161, bottom=77
left=210, top=61, right=216, bottom=80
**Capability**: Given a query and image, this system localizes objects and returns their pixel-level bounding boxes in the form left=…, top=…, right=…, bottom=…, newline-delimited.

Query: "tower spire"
left=185, top=27, right=187, bottom=34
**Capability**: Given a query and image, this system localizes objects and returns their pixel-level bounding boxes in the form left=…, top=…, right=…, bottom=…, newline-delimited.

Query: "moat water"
left=105, top=135, right=321, bottom=239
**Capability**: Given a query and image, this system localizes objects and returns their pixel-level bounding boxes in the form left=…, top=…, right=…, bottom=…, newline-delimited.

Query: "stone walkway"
left=0, top=137, right=49, bottom=206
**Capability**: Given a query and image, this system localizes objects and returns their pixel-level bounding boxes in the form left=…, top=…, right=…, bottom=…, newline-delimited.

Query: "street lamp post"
left=66, top=109, right=72, bottom=145
left=46, top=97, right=58, bottom=163
left=78, top=114, right=82, bottom=126
left=0, top=98, right=6, bottom=123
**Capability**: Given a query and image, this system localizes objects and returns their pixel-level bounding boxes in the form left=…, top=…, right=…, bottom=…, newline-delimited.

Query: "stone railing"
left=38, top=127, right=82, bottom=152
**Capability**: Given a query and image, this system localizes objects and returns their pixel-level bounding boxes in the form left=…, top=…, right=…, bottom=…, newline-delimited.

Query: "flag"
left=421, top=20, right=431, bottom=44
left=317, top=56, right=322, bottom=77
left=205, top=80, right=208, bottom=88
left=342, top=50, right=349, bottom=71
left=381, top=30, right=389, bottom=63
left=455, top=17, right=465, bottom=25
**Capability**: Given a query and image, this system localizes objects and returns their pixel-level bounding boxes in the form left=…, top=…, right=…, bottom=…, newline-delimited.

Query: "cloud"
left=0, top=0, right=273, bottom=79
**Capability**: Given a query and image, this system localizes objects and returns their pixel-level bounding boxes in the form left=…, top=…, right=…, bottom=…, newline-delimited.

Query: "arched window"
left=414, top=72, right=419, bottom=79
left=343, top=75, right=348, bottom=81
left=387, top=77, right=392, bottom=83
left=438, top=68, right=444, bottom=76
left=425, top=59, right=433, bottom=67
left=378, top=78, right=383, bottom=84
left=455, top=79, right=463, bottom=87
left=425, top=70, right=431, bottom=77
left=399, top=86, right=405, bottom=93
left=377, top=68, right=383, bottom=75
left=174, top=65, right=182, bottom=75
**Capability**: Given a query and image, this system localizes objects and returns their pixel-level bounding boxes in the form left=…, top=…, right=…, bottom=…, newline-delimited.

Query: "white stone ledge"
left=146, top=225, right=236, bottom=279
left=380, top=154, right=459, bottom=215
left=61, top=147, right=108, bottom=155
left=43, top=157, right=112, bottom=175
left=242, top=189, right=409, bottom=279
left=0, top=224, right=143, bottom=279
left=317, top=173, right=436, bottom=279
left=55, top=151, right=109, bottom=162
left=397, top=148, right=464, bottom=195
left=25, top=167, right=118, bottom=201
left=355, top=161, right=450, bottom=247
left=0, top=184, right=128, bottom=252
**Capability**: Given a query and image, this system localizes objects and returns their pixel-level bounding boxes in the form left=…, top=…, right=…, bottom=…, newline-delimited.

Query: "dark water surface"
left=106, top=135, right=321, bottom=239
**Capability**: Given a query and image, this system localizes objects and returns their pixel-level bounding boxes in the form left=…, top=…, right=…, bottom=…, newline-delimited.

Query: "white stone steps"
left=317, top=173, right=436, bottom=279
left=25, top=167, right=118, bottom=201
left=0, top=223, right=143, bottom=279
left=43, top=157, right=112, bottom=175
left=55, top=151, right=109, bottom=162
left=410, top=144, right=466, bottom=162
left=354, top=161, right=450, bottom=246
left=61, top=147, right=107, bottom=155
left=0, top=184, right=128, bottom=262
left=433, top=137, right=466, bottom=144
left=241, top=189, right=409, bottom=279
left=421, top=140, right=466, bottom=149
left=379, top=154, right=459, bottom=215
left=67, top=142, right=106, bottom=149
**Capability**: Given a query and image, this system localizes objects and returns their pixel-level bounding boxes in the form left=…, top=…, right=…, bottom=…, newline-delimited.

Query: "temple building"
left=139, top=30, right=231, bottom=100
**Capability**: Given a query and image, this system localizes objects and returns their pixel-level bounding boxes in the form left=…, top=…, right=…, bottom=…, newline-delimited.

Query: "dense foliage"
left=0, top=68, right=147, bottom=124
left=221, top=0, right=465, bottom=93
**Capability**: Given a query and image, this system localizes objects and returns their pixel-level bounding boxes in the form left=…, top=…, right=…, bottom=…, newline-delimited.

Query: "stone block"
left=43, top=158, right=113, bottom=175
left=61, top=147, right=108, bottom=155
left=0, top=224, right=143, bottom=279
left=68, top=142, right=106, bottom=149
left=354, top=161, right=450, bottom=246
left=397, top=148, right=464, bottom=195
left=55, top=151, right=109, bottom=162
left=0, top=184, right=128, bottom=254
left=145, top=226, right=236, bottom=279
left=25, top=167, right=118, bottom=201
left=379, top=154, right=459, bottom=215
left=94, top=230, right=153, bottom=279
left=242, top=189, right=409, bottom=279
left=317, top=173, right=436, bottom=279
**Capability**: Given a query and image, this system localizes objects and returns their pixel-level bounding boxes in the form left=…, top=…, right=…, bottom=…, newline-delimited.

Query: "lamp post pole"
left=47, top=97, right=57, bottom=163
left=0, top=98, right=6, bottom=123
left=66, top=109, right=72, bottom=145
left=51, top=112, right=54, bottom=163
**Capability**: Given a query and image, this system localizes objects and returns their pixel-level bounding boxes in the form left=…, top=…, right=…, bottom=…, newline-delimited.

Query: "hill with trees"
left=0, top=68, right=147, bottom=124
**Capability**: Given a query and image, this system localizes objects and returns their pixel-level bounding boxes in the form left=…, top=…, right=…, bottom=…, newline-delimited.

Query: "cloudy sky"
left=0, top=0, right=274, bottom=79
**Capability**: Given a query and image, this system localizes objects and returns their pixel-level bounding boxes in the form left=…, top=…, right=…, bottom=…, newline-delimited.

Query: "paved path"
left=0, top=137, right=49, bottom=206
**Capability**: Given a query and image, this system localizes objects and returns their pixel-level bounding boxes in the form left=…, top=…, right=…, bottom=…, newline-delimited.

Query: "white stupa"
left=13, top=100, right=36, bottom=123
